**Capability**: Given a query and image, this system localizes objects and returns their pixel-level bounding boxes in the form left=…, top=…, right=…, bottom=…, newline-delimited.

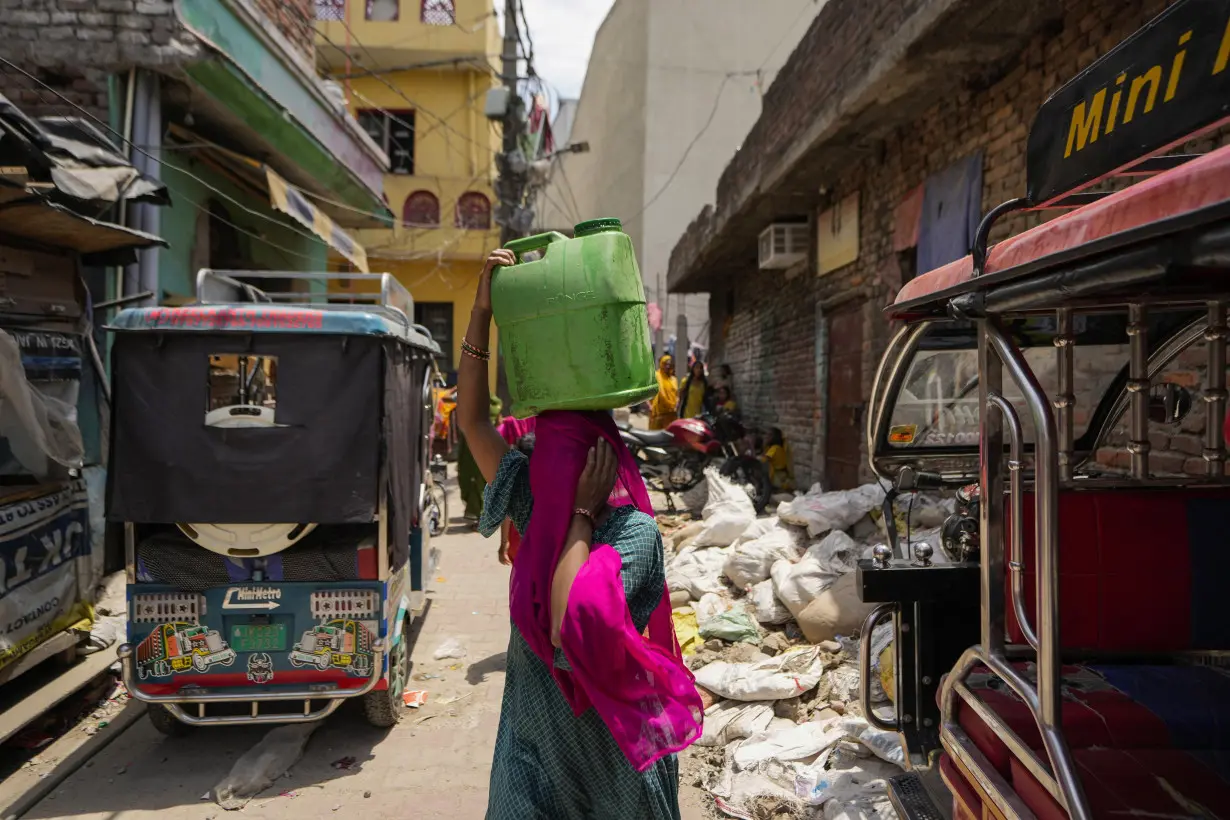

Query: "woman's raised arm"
left=456, top=248, right=516, bottom=483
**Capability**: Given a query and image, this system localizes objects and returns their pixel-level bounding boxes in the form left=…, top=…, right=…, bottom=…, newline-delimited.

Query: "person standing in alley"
left=676, top=360, right=708, bottom=420
left=648, top=354, right=678, bottom=429
left=457, top=248, right=701, bottom=820
left=458, top=394, right=503, bottom=525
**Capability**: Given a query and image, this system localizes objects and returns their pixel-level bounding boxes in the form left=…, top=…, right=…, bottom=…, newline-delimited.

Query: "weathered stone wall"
left=708, top=0, right=1222, bottom=488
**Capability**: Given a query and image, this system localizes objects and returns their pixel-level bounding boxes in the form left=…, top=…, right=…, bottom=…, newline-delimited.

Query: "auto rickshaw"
left=108, top=270, right=440, bottom=731
left=858, top=2, right=1230, bottom=817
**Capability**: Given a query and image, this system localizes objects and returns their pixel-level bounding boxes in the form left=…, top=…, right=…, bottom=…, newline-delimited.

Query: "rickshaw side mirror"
left=1148, top=383, right=1193, bottom=425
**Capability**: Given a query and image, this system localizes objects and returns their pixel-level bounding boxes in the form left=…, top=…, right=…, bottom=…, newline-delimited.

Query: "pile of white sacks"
left=665, top=470, right=953, bottom=820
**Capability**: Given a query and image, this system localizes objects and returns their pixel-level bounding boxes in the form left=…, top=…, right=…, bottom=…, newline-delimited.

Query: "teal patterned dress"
left=479, top=449, right=681, bottom=820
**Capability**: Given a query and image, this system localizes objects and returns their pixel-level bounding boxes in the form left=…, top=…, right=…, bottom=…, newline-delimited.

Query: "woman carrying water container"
left=457, top=235, right=702, bottom=820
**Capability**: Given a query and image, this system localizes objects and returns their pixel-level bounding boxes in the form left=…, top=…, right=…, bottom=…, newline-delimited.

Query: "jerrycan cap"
left=574, top=217, right=623, bottom=237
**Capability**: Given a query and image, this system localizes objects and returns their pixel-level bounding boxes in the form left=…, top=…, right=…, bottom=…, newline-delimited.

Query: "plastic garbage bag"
left=672, top=608, right=702, bottom=655
left=750, top=579, right=792, bottom=625
left=696, top=701, right=775, bottom=747
left=694, top=592, right=732, bottom=624
left=693, top=468, right=757, bottom=547
left=778, top=484, right=886, bottom=538
left=867, top=622, right=894, bottom=704
left=808, top=530, right=864, bottom=575
left=699, top=610, right=761, bottom=643
left=666, top=546, right=728, bottom=599
left=213, top=723, right=317, bottom=810
left=724, top=520, right=807, bottom=588
left=0, top=330, right=83, bottom=479
left=432, top=637, right=467, bottom=660
left=693, top=646, right=828, bottom=701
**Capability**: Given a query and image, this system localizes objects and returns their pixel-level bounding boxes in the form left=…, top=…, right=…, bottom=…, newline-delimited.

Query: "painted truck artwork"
left=288, top=618, right=376, bottom=676
left=134, top=622, right=238, bottom=679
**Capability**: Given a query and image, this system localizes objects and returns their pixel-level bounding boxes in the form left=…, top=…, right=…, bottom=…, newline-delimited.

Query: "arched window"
left=455, top=192, right=491, bottom=230
left=421, top=0, right=455, bottom=26
left=403, top=190, right=440, bottom=227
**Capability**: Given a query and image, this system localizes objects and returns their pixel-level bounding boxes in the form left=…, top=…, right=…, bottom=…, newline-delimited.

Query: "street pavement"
left=22, top=492, right=710, bottom=819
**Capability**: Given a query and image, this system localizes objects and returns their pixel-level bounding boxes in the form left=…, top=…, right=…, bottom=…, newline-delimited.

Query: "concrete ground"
left=21, top=506, right=711, bottom=820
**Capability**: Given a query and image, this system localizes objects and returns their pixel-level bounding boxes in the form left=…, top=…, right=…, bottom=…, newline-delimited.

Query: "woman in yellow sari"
left=648, top=354, right=679, bottom=430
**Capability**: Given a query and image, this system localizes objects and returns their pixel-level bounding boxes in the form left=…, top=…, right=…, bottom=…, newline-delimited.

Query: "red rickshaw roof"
left=891, top=143, right=1230, bottom=313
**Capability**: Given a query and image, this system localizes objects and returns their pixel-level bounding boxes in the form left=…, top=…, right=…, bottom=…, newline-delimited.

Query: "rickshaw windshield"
left=883, top=314, right=1175, bottom=450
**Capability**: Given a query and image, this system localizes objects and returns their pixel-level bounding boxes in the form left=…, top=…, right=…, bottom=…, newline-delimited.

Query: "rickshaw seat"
left=942, top=487, right=1230, bottom=819
left=950, top=663, right=1230, bottom=819
left=1004, top=488, right=1230, bottom=652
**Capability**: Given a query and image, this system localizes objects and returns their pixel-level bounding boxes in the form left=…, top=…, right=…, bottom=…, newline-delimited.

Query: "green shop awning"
left=175, top=0, right=392, bottom=229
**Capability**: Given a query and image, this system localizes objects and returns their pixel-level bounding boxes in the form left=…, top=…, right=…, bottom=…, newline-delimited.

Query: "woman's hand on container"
left=475, top=248, right=516, bottom=312
left=575, top=439, right=618, bottom=514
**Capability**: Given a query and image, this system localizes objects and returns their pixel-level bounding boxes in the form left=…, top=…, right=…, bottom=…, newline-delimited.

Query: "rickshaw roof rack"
left=108, top=270, right=441, bottom=354
left=891, top=0, right=1230, bottom=319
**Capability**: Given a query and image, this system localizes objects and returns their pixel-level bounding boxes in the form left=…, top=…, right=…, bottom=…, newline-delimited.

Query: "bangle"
left=461, top=337, right=490, bottom=361
left=573, top=508, right=596, bottom=527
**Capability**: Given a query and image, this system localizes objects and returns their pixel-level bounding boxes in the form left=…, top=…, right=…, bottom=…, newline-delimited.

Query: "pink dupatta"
left=511, top=411, right=702, bottom=771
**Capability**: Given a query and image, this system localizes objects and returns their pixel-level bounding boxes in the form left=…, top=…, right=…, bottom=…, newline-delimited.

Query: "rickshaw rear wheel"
left=363, top=615, right=412, bottom=729
left=147, top=704, right=191, bottom=737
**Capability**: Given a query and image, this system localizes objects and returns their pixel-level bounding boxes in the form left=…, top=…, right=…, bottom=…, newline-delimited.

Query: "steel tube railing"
left=986, top=391, right=1037, bottom=652
left=1055, top=309, right=1075, bottom=483
left=1128, top=304, right=1150, bottom=479
left=984, top=320, right=1090, bottom=820
left=1205, top=302, right=1227, bottom=478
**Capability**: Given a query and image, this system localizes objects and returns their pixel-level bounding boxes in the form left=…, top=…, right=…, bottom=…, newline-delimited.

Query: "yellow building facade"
left=317, top=0, right=502, bottom=389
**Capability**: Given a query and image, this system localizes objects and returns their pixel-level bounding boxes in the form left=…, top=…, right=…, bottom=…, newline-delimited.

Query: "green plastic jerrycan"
left=492, top=218, right=658, bottom=417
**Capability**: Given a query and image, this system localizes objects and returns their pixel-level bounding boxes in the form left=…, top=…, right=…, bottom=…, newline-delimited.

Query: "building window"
left=456, top=192, right=491, bottom=230
left=415, top=303, right=454, bottom=373
left=421, top=0, right=455, bottom=26
left=316, top=0, right=345, bottom=20
left=357, top=109, right=414, bottom=175
left=403, top=190, right=440, bottom=227
left=366, top=0, right=399, bottom=21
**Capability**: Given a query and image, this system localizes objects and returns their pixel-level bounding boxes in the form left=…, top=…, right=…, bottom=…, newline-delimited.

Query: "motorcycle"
left=619, top=412, right=771, bottom=513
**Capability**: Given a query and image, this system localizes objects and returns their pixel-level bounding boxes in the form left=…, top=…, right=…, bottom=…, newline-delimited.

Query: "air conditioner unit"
left=758, top=223, right=808, bottom=270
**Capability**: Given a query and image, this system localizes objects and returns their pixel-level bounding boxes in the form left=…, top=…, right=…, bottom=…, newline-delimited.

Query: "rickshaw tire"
left=147, top=704, right=191, bottom=737
left=363, top=615, right=412, bottom=729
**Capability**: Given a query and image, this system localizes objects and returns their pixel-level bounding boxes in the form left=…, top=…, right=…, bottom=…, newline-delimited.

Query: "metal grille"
left=310, top=590, right=380, bottom=618
left=421, top=0, right=455, bottom=26
left=316, top=0, right=345, bottom=21
left=887, top=772, right=947, bottom=820
left=132, top=592, right=205, bottom=624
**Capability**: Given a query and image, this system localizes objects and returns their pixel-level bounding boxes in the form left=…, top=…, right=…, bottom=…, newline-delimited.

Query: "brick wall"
left=0, top=0, right=201, bottom=119
left=253, top=0, right=315, bottom=62
left=709, top=0, right=1218, bottom=489
left=0, top=0, right=315, bottom=121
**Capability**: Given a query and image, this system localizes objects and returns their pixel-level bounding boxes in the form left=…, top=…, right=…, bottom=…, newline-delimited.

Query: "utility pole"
left=497, top=0, right=526, bottom=247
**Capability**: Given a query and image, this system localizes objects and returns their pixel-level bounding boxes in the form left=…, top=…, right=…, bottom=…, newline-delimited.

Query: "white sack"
left=694, top=592, right=732, bottom=625
left=750, top=578, right=793, bottom=625
left=771, top=556, right=840, bottom=619
left=696, top=701, right=775, bottom=747
left=734, top=720, right=848, bottom=770
left=797, top=573, right=877, bottom=645
left=723, top=521, right=806, bottom=588
left=693, top=468, right=757, bottom=547
left=693, top=646, right=827, bottom=701
left=778, top=483, right=886, bottom=538
left=666, top=546, right=728, bottom=599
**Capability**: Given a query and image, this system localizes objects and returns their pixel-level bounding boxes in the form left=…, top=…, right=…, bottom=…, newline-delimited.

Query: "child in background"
left=498, top=432, right=536, bottom=565
left=762, top=427, right=795, bottom=491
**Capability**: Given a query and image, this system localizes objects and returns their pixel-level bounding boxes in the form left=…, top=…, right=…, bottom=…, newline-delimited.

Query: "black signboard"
left=1026, top=0, right=1230, bottom=205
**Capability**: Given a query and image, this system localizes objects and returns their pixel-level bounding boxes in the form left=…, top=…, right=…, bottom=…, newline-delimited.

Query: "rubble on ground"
left=659, top=470, right=953, bottom=819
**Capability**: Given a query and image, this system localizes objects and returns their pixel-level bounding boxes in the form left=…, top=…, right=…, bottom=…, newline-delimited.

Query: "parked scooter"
left=619, top=411, right=771, bottom=513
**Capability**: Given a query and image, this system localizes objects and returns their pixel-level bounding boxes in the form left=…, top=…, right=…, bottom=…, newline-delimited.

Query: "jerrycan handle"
left=503, top=231, right=568, bottom=262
